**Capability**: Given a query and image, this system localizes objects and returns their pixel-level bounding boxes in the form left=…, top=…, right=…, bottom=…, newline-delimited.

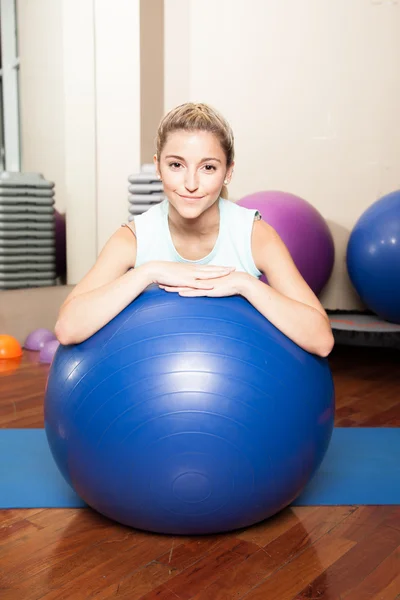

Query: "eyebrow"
left=165, top=155, right=222, bottom=164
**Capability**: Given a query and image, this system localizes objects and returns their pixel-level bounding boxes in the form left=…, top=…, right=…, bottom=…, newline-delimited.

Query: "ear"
left=153, top=154, right=161, bottom=179
left=225, top=161, right=235, bottom=184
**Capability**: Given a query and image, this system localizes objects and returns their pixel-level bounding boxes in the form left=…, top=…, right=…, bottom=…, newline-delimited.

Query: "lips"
left=178, top=194, right=204, bottom=200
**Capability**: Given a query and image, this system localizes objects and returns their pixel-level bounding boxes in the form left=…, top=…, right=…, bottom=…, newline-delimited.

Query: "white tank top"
left=128, top=197, right=262, bottom=278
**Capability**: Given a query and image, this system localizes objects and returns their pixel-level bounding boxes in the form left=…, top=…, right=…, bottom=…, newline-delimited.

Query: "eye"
left=169, top=162, right=182, bottom=169
left=203, top=164, right=217, bottom=172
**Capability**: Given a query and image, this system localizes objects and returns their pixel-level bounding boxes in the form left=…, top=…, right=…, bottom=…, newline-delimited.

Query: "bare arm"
left=54, top=225, right=152, bottom=345
left=161, top=219, right=335, bottom=356
left=55, top=224, right=236, bottom=345
left=241, top=219, right=334, bottom=356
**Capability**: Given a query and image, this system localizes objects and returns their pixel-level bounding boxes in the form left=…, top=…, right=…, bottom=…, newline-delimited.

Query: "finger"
left=179, top=289, right=209, bottom=297
left=190, top=281, right=215, bottom=289
left=161, top=284, right=214, bottom=292
left=197, top=265, right=234, bottom=270
left=159, top=286, right=192, bottom=293
left=196, top=265, right=235, bottom=272
left=195, top=270, right=234, bottom=280
left=197, top=263, right=234, bottom=269
left=159, top=285, right=180, bottom=292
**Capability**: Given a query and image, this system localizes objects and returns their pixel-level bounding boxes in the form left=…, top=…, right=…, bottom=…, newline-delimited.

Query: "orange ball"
left=0, top=335, right=23, bottom=359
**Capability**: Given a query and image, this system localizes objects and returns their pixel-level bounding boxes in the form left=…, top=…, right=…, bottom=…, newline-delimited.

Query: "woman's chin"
left=178, top=205, right=204, bottom=219
left=171, top=198, right=205, bottom=217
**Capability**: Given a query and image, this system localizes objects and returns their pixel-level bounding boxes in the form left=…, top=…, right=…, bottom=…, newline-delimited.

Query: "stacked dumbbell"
left=127, top=163, right=164, bottom=221
left=0, top=172, right=57, bottom=290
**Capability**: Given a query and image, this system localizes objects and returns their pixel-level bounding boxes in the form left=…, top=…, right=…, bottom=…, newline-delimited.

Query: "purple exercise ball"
left=24, top=328, right=57, bottom=351
left=238, top=191, right=335, bottom=295
left=39, top=339, right=60, bottom=364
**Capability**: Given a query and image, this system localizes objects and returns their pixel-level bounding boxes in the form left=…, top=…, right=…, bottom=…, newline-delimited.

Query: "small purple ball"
left=24, top=328, right=57, bottom=351
left=39, top=339, right=60, bottom=364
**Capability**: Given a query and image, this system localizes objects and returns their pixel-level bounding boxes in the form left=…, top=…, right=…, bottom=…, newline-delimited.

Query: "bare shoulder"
left=99, top=222, right=137, bottom=269
left=251, top=218, right=329, bottom=318
left=251, top=217, right=298, bottom=274
left=62, top=224, right=137, bottom=306
left=121, top=220, right=136, bottom=236
left=251, top=218, right=279, bottom=249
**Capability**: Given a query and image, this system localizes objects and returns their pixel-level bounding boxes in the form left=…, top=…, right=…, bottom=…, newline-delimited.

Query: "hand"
left=159, top=271, right=249, bottom=297
left=147, top=261, right=236, bottom=290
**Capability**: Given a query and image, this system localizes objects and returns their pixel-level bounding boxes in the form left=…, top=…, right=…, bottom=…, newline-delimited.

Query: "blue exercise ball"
left=44, top=286, right=335, bottom=535
left=347, top=190, right=400, bottom=324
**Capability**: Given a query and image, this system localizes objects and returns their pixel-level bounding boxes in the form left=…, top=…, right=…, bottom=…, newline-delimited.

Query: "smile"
left=178, top=194, right=205, bottom=200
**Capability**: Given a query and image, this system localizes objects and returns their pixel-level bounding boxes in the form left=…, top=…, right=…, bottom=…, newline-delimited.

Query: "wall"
left=17, top=0, right=66, bottom=213
left=62, top=0, right=97, bottom=284
left=16, top=1, right=399, bottom=307
left=0, top=285, right=73, bottom=344
left=164, top=0, right=400, bottom=309
left=17, top=0, right=143, bottom=284
left=140, top=0, right=164, bottom=163
left=94, top=0, right=142, bottom=251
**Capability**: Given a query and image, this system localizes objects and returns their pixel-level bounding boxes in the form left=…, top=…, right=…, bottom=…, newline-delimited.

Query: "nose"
left=184, top=169, right=199, bottom=192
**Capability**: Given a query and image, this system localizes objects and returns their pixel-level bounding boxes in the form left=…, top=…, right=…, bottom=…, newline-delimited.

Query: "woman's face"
left=155, top=129, right=233, bottom=220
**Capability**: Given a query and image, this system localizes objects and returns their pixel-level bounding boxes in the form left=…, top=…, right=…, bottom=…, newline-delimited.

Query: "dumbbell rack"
left=127, top=163, right=164, bottom=221
left=0, top=172, right=57, bottom=290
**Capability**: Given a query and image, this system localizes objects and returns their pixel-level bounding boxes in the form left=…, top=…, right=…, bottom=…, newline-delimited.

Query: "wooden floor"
left=0, top=345, right=399, bottom=600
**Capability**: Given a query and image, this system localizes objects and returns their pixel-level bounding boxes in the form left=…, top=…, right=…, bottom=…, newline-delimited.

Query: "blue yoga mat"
left=1, top=428, right=399, bottom=508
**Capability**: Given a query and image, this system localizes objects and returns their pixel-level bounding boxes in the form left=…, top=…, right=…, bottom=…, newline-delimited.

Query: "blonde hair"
left=156, top=102, right=234, bottom=198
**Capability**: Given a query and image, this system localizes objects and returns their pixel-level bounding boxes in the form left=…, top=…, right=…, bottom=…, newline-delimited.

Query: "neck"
left=168, top=199, right=220, bottom=236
